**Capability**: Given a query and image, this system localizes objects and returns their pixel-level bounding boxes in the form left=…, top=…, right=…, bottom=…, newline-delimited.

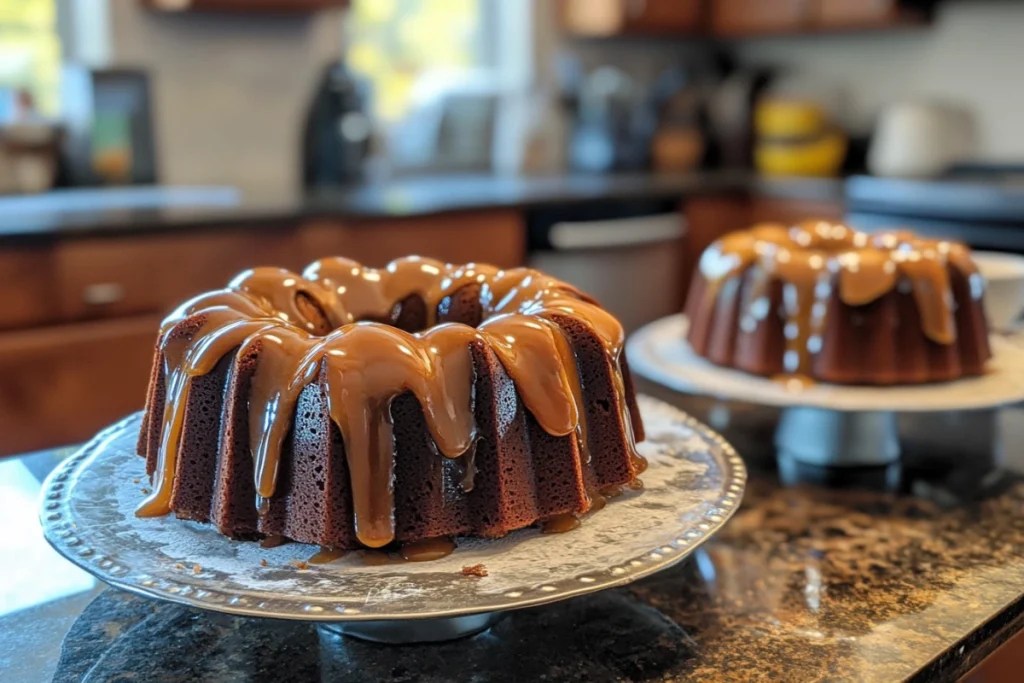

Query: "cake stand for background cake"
left=40, top=396, right=745, bottom=645
left=626, top=314, right=1024, bottom=468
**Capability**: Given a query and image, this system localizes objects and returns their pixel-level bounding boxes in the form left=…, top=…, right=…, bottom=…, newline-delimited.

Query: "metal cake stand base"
left=627, top=315, right=1024, bottom=468
left=319, top=612, right=503, bottom=643
left=775, top=408, right=900, bottom=466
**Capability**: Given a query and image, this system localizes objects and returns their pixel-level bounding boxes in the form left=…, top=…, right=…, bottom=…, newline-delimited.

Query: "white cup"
left=972, top=251, right=1024, bottom=332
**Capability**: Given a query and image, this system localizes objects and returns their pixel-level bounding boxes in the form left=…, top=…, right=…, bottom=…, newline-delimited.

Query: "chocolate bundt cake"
left=684, top=221, right=991, bottom=385
left=136, top=257, right=646, bottom=551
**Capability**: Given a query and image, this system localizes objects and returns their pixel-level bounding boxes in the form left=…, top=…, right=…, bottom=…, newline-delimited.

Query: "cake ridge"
left=138, top=257, right=645, bottom=548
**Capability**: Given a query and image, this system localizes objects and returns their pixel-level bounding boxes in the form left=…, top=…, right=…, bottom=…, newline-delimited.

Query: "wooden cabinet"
left=560, top=0, right=703, bottom=36
left=54, top=229, right=300, bottom=323
left=562, top=0, right=931, bottom=37
left=0, top=315, right=158, bottom=456
left=815, top=0, right=902, bottom=28
left=711, top=0, right=810, bottom=36
left=342, top=210, right=526, bottom=268
left=0, top=247, right=59, bottom=332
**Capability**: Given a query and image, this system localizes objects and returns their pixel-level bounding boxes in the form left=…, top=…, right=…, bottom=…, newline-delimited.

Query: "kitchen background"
left=1, top=0, right=1023, bottom=457
left=5, top=2, right=1024, bottom=681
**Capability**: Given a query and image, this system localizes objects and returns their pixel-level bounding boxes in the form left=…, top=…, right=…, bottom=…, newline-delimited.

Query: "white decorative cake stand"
left=627, top=314, right=1024, bottom=467
left=40, top=396, right=744, bottom=644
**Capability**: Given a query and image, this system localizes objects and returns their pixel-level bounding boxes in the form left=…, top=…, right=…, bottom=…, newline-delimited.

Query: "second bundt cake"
left=136, top=256, right=646, bottom=552
left=684, top=221, right=991, bottom=385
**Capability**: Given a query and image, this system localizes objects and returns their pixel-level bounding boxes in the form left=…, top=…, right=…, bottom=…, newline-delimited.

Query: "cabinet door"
left=54, top=228, right=300, bottom=322
left=0, top=246, right=59, bottom=331
left=341, top=210, right=526, bottom=269
left=814, top=0, right=898, bottom=28
left=561, top=0, right=701, bottom=35
left=0, top=315, right=159, bottom=456
left=622, top=0, right=703, bottom=34
left=711, top=0, right=810, bottom=36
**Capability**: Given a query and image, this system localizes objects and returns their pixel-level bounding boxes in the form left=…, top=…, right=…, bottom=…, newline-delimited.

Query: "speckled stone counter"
left=7, top=405, right=1024, bottom=682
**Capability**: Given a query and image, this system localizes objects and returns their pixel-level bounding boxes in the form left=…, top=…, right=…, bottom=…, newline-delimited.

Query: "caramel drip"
left=598, top=484, right=624, bottom=498
left=260, top=535, right=287, bottom=549
left=479, top=315, right=582, bottom=437
left=302, top=324, right=480, bottom=547
left=138, top=256, right=642, bottom=549
left=541, top=513, right=581, bottom=534
left=229, top=267, right=344, bottom=333
left=699, top=221, right=983, bottom=374
left=308, top=547, right=347, bottom=564
left=771, top=374, right=815, bottom=391
left=400, top=537, right=456, bottom=562
left=137, top=306, right=262, bottom=517
left=359, top=550, right=393, bottom=566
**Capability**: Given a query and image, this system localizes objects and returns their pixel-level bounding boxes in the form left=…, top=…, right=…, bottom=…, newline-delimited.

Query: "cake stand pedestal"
left=627, top=315, right=1024, bottom=468
left=40, top=397, right=745, bottom=645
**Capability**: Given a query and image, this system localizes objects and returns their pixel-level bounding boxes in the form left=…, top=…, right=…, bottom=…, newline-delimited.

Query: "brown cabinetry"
left=562, top=0, right=930, bottom=37
left=711, top=0, right=809, bottom=36
left=814, top=0, right=903, bottom=28
left=560, top=0, right=703, bottom=36
left=0, top=315, right=158, bottom=456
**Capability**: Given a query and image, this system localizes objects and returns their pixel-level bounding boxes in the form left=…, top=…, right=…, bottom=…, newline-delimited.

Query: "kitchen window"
left=0, top=0, right=60, bottom=117
left=346, top=0, right=532, bottom=171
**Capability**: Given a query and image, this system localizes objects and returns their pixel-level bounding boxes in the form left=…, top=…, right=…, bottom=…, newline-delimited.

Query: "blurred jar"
left=754, top=99, right=847, bottom=177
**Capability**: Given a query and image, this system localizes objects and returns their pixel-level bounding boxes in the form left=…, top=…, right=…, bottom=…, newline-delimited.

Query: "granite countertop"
left=3, top=171, right=1021, bottom=246
left=0, top=172, right=839, bottom=243
left=5, top=397, right=1024, bottom=682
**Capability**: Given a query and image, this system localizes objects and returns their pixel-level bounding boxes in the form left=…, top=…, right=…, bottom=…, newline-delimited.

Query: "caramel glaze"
left=541, top=513, right=582, bottom=534
left=307, top=547, right=348, bottom=565
left=399, top=537, right=457, bottom=562
left=137, top=257, right=644, bottom=549
left=698, top=221, right=984, bottom=377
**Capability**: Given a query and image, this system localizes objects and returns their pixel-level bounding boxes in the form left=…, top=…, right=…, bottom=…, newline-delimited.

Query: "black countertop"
left=5, top=395, right=1024, bottom=682
left=3, top=172, right=1021, bottom=246
left=0, top=173, right=843, bottom=243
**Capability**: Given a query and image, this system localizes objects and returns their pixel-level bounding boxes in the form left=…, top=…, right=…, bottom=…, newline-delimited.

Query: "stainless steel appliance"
left=526, top=200, right=686, bottom=334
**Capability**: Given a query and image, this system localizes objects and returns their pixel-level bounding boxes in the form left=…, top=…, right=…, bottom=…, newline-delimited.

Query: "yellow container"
left=755, top=100, right=827, bottom=139
left=755, top=130, right=848, bottom=177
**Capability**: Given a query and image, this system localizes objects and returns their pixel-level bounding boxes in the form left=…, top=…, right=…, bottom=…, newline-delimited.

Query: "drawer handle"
left=83, top=282, right=125, bottom=306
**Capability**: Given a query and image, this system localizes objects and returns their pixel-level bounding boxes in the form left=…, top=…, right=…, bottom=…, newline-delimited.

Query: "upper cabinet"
left=710, top=0, right=809, bottom=37
left=561, top=0, right=933, bottom=38
left=814, top=0, right=919, bottom=29
left=143, top=0, right=348, bottom=12
left=560, top=0, right=703, bottom=37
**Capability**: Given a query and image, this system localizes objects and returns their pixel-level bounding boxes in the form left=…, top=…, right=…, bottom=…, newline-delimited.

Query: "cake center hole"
left=294, top=292, right=334, bottom=336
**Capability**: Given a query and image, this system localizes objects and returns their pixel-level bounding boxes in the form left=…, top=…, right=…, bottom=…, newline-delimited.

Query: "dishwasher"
left=525, top=200, right=686, bottom=334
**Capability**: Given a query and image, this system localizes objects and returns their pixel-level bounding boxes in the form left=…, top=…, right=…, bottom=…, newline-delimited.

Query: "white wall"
left=734, top=0, right=1024, bottom=161
left=107, top=4, right=343, bottom=192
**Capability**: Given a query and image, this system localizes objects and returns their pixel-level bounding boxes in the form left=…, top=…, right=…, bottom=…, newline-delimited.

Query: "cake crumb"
left=141, top=488, right=151, bottom=495
left=133, top=478, right=141, bottom=484
left=461, top=564, right=488, bottom=578
left=260, top=559, right=268, bottom=567
left=174, top=563, right=185, bottom=570
left=290, top=559, right=309, bottom=570
left=192, top=564, right=202, bottom=575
